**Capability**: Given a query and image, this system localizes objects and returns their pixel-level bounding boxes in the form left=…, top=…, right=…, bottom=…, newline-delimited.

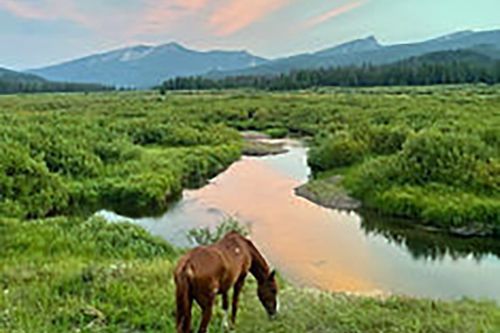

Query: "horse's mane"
left=242, top=236, right=270, bottom=283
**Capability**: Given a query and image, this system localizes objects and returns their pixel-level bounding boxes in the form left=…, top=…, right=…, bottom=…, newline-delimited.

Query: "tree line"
left=160, top=51, right=500, bottom=91
left=0, top=80, right=113, bottom=94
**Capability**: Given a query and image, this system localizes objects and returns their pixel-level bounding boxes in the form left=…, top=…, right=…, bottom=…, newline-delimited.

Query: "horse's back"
left=174, top=232, right=252, bottom=294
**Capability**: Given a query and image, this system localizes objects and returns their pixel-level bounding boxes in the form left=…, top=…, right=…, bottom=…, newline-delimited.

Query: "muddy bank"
left=295, top=175, right=361, bottom=211
left=241, top=131, right=288, bottom=156
left=243, top=140, right=288, bottom=156
left=296, top=175, right=496, bottom=238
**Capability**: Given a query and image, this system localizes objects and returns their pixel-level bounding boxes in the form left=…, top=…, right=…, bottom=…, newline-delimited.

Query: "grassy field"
left=2, top=216, right=500, bottom=333
left=1, top=87, right=498, bottom=229
left=1, top=87, right=500, bottom=332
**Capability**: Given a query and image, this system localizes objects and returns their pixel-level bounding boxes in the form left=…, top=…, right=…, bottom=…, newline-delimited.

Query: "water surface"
left=100, top=141, right=500, bottom=301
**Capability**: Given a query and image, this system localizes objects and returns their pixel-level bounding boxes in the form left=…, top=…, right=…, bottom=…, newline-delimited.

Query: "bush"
left=0, top=143, right=69, bottom=218
left=308, top=131, right=368, bottom=171
left=345, top=155, right=403, bottom=198
left=366, top=125, right=411, bottom=155
left=399, top=130, right=490, bottom=187
left=372, top=185, right=500, bottom=228
left=188, top=217, right=250, bottom=246
left=265, top=127, right=288, bottom=139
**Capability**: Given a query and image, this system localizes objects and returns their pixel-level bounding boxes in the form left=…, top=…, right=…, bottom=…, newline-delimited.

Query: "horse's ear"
left=269, top=270, right=276, bottom=280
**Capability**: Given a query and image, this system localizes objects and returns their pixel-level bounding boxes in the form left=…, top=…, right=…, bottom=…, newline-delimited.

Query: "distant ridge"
left=162, top=49, right=500, bottom=91
left=29, top=43, right=268, bottom=88
left=0, top=66, right=110, bottom=94
left=28, top=29, right=500, bottom=88
left=209, top=29, right=500, bottom=78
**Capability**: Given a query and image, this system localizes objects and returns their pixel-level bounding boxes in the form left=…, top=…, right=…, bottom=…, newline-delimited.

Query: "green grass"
left=1, top=87, right=500, bottom=332
left=2, top=216, right=499, bottom=333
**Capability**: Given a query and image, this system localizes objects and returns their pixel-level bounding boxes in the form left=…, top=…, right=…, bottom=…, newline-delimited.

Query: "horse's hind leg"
left=182, top=296, right=193, bottom=333
left=197, top=295, right=215, bottom=333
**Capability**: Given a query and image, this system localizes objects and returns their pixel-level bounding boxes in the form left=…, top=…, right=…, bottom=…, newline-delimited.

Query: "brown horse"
left=174, top=231, right=278, bottom=333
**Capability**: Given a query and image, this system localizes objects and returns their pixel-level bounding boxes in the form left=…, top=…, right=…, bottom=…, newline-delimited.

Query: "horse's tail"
left=175, top=265, right=192, bottom=333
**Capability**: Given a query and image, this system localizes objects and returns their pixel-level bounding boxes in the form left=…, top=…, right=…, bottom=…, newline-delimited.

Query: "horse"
left=174, top=231, right=279, bottom=333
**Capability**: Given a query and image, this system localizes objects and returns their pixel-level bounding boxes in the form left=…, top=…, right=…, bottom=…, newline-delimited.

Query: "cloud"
left=1, top=0, right=294, bottom=41
left=305, top=0, right=367, bottom=28
left=181, top=0, right=209, bottom=10
left=133, top=0, right=210, bottom=36
left=0, top=0, right=46, bottom=20
left=0, top=0, right=92, bottom=28
left=209, top=0, right=290, bottom=36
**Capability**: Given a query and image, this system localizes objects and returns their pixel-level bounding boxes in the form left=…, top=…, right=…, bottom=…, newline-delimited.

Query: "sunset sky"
left=1, top=0, right=499, bottom=69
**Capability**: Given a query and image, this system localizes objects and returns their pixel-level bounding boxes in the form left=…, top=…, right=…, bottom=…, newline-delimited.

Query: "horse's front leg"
left=221, top=292, right=230, bottom=330
left=198, top=295, right=215, bottom=333
left=231, top=273, right=247, bottom=325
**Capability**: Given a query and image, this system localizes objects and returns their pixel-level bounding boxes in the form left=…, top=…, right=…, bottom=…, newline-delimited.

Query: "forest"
left=161, top=51, right=500, bottom=91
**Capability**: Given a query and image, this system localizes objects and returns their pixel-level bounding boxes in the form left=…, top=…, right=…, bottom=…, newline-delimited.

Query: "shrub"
left=188, top=217, right=250, bottom=246
left=265, top=127, right=288, bottom=139
left=0, top=143, right=69, bottom=218
left=345, top=155, right=403, bottom=198
left=308, top=131, right=368, bottom=171
left=366, top=125, right=411, bottom=155
left=399, top=130, right=490, bottom=187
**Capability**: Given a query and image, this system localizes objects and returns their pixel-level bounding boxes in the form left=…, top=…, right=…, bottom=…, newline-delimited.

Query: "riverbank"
left=295, top=175, right=361, bottom=211
left=2, top=216, right=499, bottom=333
left=296, top=173, right=499, bottom=238
left=242, top=131, right=288, bottom=156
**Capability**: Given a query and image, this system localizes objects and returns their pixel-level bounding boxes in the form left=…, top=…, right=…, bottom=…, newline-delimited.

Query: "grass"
left=2, top=216, right=499, bottom=333
left=1, top=87, right=500, bottom=332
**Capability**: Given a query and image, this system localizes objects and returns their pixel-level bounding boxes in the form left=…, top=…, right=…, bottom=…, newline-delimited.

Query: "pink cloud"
left=0, top=0, right=92, bottom=27
left=133, top=0, right=210, bottom=36
left=209, top=0, right=290, bottom=36
left=0, top=0, right=48, bottom=20
left=181, top=0, right=209, bottom=10
left=305, top=0, right=367, bottom=28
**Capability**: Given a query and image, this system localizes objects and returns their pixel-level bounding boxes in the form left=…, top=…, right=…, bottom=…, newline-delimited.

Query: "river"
left=99, top=140, right=500, bottom=301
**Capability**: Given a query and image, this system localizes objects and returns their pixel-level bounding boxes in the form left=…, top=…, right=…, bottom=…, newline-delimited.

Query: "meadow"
left=2, top=216, right=500, bottom=332
left=1, top=86, right=500, bottom=332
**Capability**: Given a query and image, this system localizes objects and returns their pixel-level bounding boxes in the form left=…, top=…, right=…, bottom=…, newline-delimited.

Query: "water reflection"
left=99, top=140, right=500, bottom=301
left=359, top=211, right=500, bottom=262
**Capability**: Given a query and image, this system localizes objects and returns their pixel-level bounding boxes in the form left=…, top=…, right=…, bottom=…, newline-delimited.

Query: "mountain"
left=314, top=36, right=382, bottom=57
left=0, top=66, right=110, bottom=94
left=0, top=67, right=47, bottom=84
left=29, top=42, right=268, bottom=88
left=211, top=29, right=500, bottom=78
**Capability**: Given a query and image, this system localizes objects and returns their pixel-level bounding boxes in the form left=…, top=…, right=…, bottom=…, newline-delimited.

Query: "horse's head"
left=257, top=270, right=279, bottom=318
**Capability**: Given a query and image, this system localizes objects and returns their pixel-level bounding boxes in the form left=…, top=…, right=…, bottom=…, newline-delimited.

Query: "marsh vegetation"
left=1, top=86, right=499, bottom=332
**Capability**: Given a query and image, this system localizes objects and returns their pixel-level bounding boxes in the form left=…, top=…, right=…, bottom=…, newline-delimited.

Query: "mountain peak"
left=315, top=36, right=382, bottom=57
left=431, top=30, right=475, bottom=43
left=157, top=42, right=189, bottom=52
left=30, top=41, right=267, bottom=88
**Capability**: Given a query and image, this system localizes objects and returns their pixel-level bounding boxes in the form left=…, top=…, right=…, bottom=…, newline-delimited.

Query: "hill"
left=0, top=66, right=110, bottom=94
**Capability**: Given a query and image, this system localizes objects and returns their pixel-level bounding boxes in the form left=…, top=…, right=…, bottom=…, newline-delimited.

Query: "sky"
left=0, top=0, right=499, bottom=70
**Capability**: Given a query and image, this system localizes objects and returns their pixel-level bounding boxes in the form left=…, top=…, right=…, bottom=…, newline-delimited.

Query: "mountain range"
left=29, top=43, right=267, bottom=88
left=26, top=29, right=500, bottom=88
left=210, top=29, right=500, bottom=78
